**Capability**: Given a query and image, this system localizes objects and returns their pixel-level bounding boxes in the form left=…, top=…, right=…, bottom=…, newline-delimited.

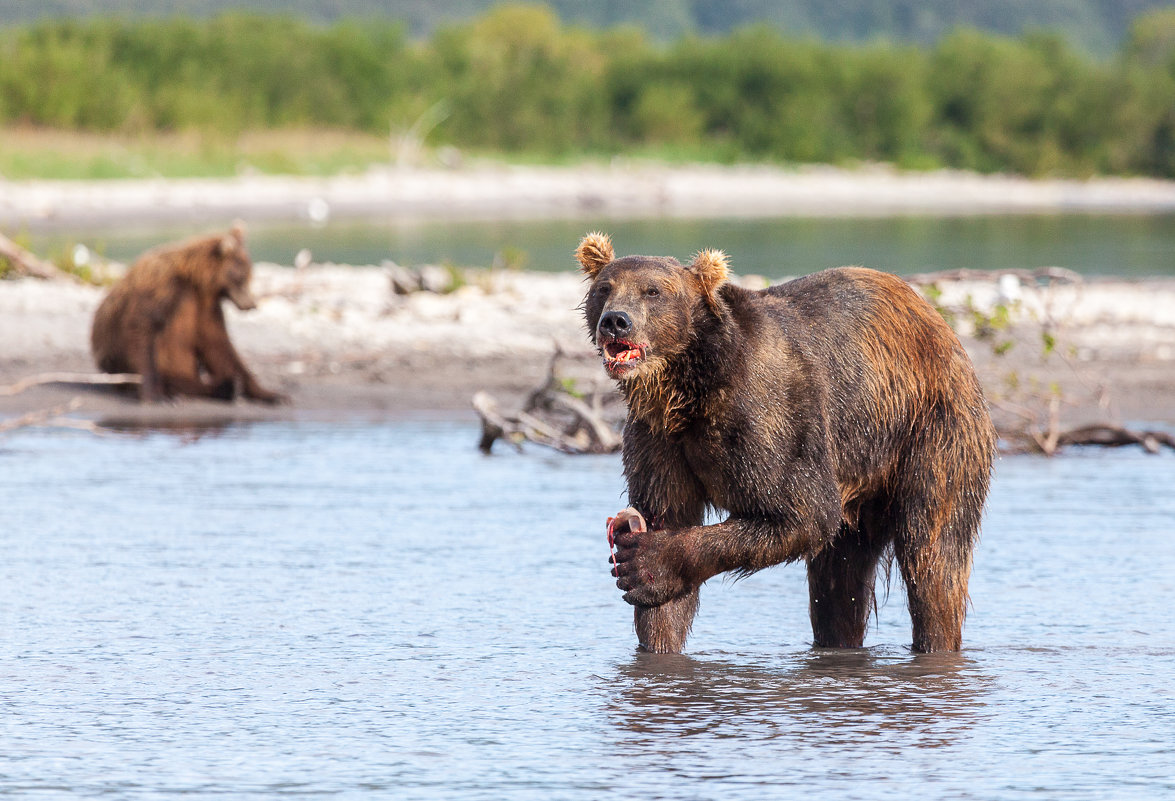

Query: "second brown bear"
left=91, top=224, right=285, bottom=404
left=579, top=232, right=996, bottom=654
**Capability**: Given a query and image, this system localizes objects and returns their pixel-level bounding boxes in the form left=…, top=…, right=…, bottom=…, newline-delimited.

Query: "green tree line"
left=1, top=4, right=1174, bottom=177
left=3, top=0, right=1172, bottom=55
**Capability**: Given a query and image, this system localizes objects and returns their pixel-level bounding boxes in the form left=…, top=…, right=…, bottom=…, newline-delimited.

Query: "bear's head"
left=213, top=222, right=258, bottom=311
left=578, top=231, right=730, bottom=382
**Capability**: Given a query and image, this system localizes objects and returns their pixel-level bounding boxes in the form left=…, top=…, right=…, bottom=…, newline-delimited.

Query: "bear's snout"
left=598, top=310, right=633, bottom=340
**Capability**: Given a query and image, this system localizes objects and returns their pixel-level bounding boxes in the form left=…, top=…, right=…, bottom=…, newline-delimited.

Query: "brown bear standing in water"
left=579, top=232, right=995, bottom=654
left=91, top=224, right=285, bottom=404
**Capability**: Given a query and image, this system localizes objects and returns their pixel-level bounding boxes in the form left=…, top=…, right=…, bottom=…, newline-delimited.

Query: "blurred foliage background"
left=1, top=2, right=1174, bottom=178
left=3, top=0, right=1173, bottom=54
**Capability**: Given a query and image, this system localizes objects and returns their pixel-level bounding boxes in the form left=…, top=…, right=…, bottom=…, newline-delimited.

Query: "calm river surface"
left=30, top=212, right=1175, bottom=278
left=2, top=421, right=1173, bottom=799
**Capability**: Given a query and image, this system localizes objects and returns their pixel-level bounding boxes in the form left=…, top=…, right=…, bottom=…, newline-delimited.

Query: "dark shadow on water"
left=601, top=646, right=991, bottom=747
left=96, top=417, right=241, bottom=442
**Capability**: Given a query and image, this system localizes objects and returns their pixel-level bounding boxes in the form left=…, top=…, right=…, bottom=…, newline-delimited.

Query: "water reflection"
left=605, top=647, right=989, bottom=749
left=94, top=417, right=238, bottom=441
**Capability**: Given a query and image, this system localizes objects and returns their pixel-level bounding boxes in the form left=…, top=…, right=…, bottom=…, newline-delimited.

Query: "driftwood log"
left=473, top=349, right=621, bottom=455
left=0, top=232, right=76, bottom=281
left=1007, top=421, right=1175, bottom=456
left=0, top=374, right=142, bottom=436
left=0, top=398, right=104, bottom=436
left=1054, top=425, right=1175, bottom=454
left=0, top=372, right=142, bottom=396
left=993, top=396, right=1175, bottom=456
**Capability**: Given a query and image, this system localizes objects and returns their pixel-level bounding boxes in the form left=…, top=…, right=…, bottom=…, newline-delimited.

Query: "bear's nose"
left=598, top=310, right=633, bottom=339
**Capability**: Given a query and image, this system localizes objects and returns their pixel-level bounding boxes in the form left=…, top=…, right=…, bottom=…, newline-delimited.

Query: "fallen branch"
left=0, top=398, right=82, bottom=434
left=546, top=391, right=622, bottom=452
left=42, top=417, right=107, bottom=435
left=1031, top=394, right=1063, bottom=456
left=521, top=346, right=622, bottom=451
left=991, top=398, right=1175, bottom=455
left=474, top=390, right=604, bottom=454
left=473, top=349, right=622, bottom=455
left=472, top=390, right=518, bottom=453
left=0, top=232, right=76, bottom=282
left=1055, top=424, right=1175, bottom=455
left=0, top=372, right=142, bottom=396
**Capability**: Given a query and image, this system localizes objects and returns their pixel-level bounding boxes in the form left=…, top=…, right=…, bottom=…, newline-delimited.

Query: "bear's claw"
left=608, top=508, right=691, bottom=605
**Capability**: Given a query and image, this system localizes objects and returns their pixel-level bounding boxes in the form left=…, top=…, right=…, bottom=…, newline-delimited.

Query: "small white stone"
left=306, top=197, right=330, bottom=224
left=998, top=273, right=1022, bottom=304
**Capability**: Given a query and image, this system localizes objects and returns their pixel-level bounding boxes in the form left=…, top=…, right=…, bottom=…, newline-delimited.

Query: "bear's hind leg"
left=891, top=411, right=991, bottom=652
left=807, top=520, right=890, bottom=648
left=889, top=485, right=982, bottom=653
left=895, top=520, right=974, bottom=653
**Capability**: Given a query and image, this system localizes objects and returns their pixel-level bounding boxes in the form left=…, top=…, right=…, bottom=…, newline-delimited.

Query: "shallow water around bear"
left=2, top=420, right=1173, bottom=799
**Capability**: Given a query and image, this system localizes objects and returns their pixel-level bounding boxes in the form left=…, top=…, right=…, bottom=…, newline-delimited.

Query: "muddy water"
left=1, top=421, right=1172, bottom=798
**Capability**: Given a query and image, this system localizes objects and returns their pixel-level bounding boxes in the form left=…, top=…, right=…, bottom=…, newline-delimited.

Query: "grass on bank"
left=0, top=126, right=802, bottom=180
left=0, top=127, right=402, bottom=180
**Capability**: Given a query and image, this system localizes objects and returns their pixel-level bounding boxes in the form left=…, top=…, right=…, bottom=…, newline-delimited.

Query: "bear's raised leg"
left=807, top=521, right=890, bottom=648
left=610, top=506, right=701, bottom=653
left=635, top=591, right=699, bottom=654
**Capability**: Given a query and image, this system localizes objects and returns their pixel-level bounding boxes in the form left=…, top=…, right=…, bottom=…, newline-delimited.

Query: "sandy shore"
left=2, top=261, right=1175, bottom=435
left=4, top=163, right=1175, bottom=228
left=0, top=266, right=594, bottom=427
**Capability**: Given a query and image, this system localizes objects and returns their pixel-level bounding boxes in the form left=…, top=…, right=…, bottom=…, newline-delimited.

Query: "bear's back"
left=748, top=266, right=989, bottom=465
left=91, top=243, right=200, bottom=370
left=756, top=266, right=961, bottom=371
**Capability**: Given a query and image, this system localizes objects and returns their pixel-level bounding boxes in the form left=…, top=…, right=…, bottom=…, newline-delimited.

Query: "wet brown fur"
left=90, top=225, right=284, bottom=404
left=579, top=233, right=996, bottom=654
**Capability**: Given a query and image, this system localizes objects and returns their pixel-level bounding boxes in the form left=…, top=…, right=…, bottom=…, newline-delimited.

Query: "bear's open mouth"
left=602, top=339, right=646, bottom=373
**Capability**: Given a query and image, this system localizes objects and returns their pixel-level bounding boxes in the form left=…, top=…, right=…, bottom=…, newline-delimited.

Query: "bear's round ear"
left=217, top=222, right=246, bottom=257
left=688, top=248, right=730, bottom=303
left=576, top=232, right=614, bottom=278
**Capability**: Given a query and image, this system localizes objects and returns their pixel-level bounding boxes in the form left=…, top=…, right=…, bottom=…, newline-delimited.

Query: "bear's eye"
left=645, top=286, right=660, bottom=298
left=596, top=284, right=611, bottom=297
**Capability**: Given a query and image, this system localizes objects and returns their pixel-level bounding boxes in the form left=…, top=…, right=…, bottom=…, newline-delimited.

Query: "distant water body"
left=30, top=212, right=1175, bottom=278
left=2, top=421, right=1173, bottom=799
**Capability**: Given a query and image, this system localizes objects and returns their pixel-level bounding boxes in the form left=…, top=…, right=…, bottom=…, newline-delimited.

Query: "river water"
left=2, top=420, right=1172, bottom=799
left=29, top=212, right=1175, bottom=278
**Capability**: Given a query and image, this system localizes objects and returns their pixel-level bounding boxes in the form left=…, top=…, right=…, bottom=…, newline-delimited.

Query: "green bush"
left=1, top=4, right=1174, bottom=176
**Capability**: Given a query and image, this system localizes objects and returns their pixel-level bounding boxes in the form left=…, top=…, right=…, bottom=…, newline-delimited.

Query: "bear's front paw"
left=608, top=509, right=691, bottom=606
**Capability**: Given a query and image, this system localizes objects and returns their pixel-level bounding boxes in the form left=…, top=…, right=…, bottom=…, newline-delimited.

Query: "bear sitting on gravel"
left=91, top=224, right=285, bottom=404
left=578, top=232, right=995, bottom=654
